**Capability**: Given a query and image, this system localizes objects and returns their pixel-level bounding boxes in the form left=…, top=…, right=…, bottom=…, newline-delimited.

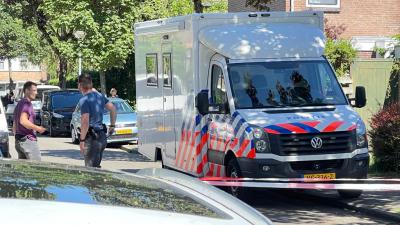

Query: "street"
left=7, top=135, right=393, bottom=225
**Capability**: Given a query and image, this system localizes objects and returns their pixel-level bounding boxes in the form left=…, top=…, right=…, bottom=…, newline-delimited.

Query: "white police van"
left=134, top=11, right=369, bottom=199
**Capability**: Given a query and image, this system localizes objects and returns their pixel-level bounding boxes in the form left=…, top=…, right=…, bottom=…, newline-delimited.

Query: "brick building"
left=0, top=57, right=47, bottom=96
left=228, top=0, right=400, bottom=58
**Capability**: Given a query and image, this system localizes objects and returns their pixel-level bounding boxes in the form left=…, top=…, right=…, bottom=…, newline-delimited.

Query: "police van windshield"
left=227, top=60, right=348, bottom=109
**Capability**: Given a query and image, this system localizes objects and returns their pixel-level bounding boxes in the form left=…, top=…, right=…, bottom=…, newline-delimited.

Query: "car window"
left=0, top=161, right=228, bottom=219
left=105, top=100, right=134, bottom=114
left=51, top=92, right=82, bottom=110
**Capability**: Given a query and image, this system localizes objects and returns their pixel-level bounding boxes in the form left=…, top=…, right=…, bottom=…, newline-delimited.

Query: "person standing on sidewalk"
left=78, top=74, right=117, bottom=167
left=12, top=81, right=46, bottom=160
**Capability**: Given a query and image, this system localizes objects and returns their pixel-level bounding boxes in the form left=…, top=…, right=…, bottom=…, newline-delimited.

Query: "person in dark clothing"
left=78, top=74, right=117, bottom=168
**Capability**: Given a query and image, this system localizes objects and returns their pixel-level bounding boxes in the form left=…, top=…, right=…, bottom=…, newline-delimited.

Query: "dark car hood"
left=0, top=160, right=220, bottom=218
left=53, top=108, right=75, bottom=118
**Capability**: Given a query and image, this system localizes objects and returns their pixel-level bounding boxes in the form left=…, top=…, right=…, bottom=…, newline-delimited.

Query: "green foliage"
left=369, top=103, right=400, bottom=173
left=245, top=0, right=274, bottom=11
left=324, top=39, right=357, bottom=77
left=0, top=4, right=46, bottom=64
left=373, top=46, right=387, bottom=58
left=394, top=34, right=400, bottom=41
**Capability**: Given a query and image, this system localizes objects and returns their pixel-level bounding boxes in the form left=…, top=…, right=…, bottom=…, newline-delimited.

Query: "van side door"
left=161, top=43, right=176, bottom=160
left=207, top=63, right=230, bottom=167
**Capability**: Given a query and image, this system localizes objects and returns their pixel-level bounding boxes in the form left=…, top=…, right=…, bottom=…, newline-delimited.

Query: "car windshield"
left=0, top=161, right=227, bottom=219
left=227, top=60, right=348, bottom=109
left=35, top=88, right=59, bottom=101
left=105, top=100, right=134, bottom=114
left=52, top=92, right=82, bottom=109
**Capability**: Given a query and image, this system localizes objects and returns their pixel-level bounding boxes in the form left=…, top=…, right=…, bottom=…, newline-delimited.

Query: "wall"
left=0, top=58, right=47, bottom=82
left=228, top=0, right=400, bottom=38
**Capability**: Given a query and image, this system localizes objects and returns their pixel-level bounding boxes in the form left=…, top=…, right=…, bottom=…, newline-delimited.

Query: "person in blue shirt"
left=78, top=74, right=117, bottom=167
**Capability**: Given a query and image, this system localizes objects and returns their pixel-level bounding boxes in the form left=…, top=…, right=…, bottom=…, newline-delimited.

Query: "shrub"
left=369, top=103, right=400, bottom=172
left=325, top=39, right=357, bottom=77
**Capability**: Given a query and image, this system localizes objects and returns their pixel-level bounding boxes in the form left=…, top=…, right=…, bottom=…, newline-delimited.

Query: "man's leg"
left=84, top=137, right=96, bottom=167
left=97, top=132, right=107, bottom=167
left=19, top=139, right=41, bottom=161
left=15, top=139, right=28, bottom=159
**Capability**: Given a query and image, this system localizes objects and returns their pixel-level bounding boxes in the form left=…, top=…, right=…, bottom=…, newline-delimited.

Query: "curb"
left=295, top=192, right=400, bottom=223
left=120, top=145, right=137, bottom=153
left=334, top=200, right=400, bottom=223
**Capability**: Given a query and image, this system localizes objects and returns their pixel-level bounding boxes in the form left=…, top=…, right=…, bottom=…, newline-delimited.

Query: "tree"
left=6, top=0, right=137, bottom=91
left=0, top=4, right=45, bottom=91
left=245, top=0, right=275, bottom=11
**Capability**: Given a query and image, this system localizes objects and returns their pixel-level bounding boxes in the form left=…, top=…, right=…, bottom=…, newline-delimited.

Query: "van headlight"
left=356, top=120, right=367, bottom=148
left=0, top=132, right=8, bottom=143
left=253, top=127, right=271, bottom=153
left=52, top=112, right=64, bottom=119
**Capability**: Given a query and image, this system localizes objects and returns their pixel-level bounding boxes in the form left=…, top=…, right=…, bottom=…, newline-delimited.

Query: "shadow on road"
left=41, top=148, right=150, bottom=162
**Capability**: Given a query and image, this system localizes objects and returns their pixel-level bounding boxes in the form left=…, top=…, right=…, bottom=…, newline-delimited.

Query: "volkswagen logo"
left=311, top=137, right=323, bottom=149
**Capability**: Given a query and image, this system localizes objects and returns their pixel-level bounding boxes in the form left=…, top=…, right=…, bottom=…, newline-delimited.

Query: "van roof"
left=199, top=23, right=325, bottom=59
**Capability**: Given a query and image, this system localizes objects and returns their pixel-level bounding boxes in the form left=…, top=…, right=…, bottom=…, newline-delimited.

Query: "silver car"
left=0, top=160, right=272, bottom=225
left=70, top=98, right=138, bottom=144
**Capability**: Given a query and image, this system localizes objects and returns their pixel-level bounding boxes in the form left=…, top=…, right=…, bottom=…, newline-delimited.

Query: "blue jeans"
left=83, top=131, right=107, bottom=168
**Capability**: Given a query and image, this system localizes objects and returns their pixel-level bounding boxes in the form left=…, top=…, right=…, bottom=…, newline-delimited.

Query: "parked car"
left=0, top=100, right=9, bottom=158
left=40, top=89, right=82, bottom=137
left=6, top=84, right=60, bottom=126
left=70, top=98, right=138, bottom=145
left=0, top=160, right=272, bottom=225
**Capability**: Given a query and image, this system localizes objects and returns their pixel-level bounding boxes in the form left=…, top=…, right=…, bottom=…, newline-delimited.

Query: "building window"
left=146, top=54, right=158, bottom=87
left=20, top=58, right=29, bottom=70
left=0, top=61, right=4, bottom=70
left=162, top=53, right=172, bottom=88
left=306, top=0, right=340, bottom=8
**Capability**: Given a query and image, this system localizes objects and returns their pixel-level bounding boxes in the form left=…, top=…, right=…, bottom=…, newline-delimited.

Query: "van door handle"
left=207, top=118, right=212, bottom=122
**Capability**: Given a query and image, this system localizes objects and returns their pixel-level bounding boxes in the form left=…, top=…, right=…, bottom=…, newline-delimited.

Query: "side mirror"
left=209, top=102, right=229, bottom=114
left=196, top=91, right=209, bottom=115
left=354, top=86, right=366, bottom=108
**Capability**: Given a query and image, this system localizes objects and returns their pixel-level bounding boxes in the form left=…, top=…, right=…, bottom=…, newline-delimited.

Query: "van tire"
left=226, top=158, right=254, bottom=202
left=338, top=190, right=363, bottom=199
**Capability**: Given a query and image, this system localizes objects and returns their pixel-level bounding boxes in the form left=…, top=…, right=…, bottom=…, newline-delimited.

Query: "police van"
left=134, top=11, right=369, bottom=198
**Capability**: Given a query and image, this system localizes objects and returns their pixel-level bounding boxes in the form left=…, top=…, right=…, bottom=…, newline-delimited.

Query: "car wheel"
left=338, top=190, right=363, bottom=199
left=226, top=158, right=254, bottom=202
left=71, top=126, right=79, bottom=144
left=49, top=125, right=57, bottom=137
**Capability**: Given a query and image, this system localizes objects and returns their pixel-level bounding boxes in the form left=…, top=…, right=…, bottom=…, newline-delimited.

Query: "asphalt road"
left=7, top=135, right=390, bottom=225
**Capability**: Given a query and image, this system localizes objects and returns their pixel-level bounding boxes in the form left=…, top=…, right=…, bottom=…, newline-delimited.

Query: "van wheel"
left=71, top=126, right=79, bottom=144
left=338, top=190, right=363, bottom=199
left=227, top=158, right=253, bottom=202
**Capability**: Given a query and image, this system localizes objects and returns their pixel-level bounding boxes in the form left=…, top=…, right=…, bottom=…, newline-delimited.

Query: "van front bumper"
left=237, top=149, right=369, bottom=179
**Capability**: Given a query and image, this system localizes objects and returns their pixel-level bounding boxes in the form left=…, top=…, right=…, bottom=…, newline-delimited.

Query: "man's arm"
left=20, top=112, right=46, bottom=133
left=80, top=113, right=89, bottom=141
left=105, top=102, right=117, bottom=126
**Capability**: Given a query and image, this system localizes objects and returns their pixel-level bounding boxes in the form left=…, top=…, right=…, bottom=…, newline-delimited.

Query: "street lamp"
left=73, top=30, right=86, bottom=76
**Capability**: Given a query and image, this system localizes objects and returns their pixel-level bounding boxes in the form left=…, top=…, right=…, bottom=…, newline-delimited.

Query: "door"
left=208, top=63, right=230, bottom=160
left=161, top=43, right=176, bottom=159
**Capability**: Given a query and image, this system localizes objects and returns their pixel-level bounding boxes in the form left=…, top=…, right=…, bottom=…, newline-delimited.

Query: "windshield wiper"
left=295, top=102, right=335, bottom=107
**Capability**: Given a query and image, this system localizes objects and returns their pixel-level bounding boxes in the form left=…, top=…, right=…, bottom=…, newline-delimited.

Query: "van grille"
left=290, top=159, right=344, bottom=171
left=271, top=131, right=355, bottom=156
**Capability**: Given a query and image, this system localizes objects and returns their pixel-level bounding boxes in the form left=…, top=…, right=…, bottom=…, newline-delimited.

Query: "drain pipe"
left=290, top=0, right=295, bottom=11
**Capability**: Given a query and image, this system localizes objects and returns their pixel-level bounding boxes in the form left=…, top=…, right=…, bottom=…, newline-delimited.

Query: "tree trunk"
left=193, top=0, right=203, bottom=13
left=100, top=71, right=106, bottom=95
left=58, top=56, right=67, bottom=89
left=7, top=58, right=12, bottom=92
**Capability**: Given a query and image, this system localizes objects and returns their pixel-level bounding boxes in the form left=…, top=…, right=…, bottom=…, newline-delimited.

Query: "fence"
left=350, top=59, right=394, bottom=130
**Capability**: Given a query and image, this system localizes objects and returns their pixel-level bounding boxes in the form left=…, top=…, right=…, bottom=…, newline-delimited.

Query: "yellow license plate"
left=303, top=173, right=336, bottom=180
left=116, top=129, right=132, bottom=135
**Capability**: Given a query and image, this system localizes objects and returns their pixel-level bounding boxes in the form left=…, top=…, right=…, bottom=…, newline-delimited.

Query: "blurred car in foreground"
left=40, top=89, right=82, bottom=136
left=70, top=97, right=138, bottom=145
left=0, top=160, right=272, bottom=225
